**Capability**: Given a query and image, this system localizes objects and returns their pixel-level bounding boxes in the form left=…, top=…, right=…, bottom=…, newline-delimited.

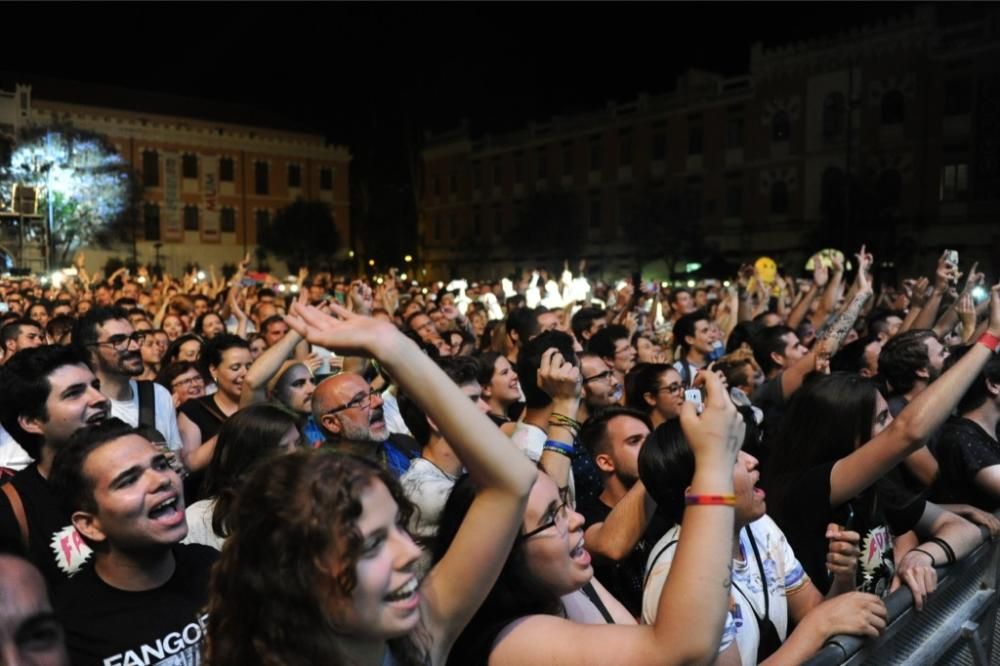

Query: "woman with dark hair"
left=205, top=302, right=537, bottom=666
left=161, top=313, right=186, bottom=341
left=177, top=334, right=252, bottom=473
left=639, top=418, right=886, bottom=665
left=156, top=360, right=206, bottom=408
left=183, top=403, right=301, bottom=550
left=477, top=351, right=522, bottom=429
left=625, top=362, right=684, bottom=428
left=193, top=311, right=226, bottom=340
left=766, top=288, right=1000, bottom=608
left=433, top=372, right=753, bottom=666
left=138, top=327, right=167, bottom=380
left=163, top=333, right=203, bottom=366
left=247, top=333, right=267, bottom=361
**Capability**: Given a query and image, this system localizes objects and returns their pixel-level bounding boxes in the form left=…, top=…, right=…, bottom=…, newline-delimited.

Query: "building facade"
left=0, top=83, right=350, bottom=275
left=418, top=7, right=1000, bottom=282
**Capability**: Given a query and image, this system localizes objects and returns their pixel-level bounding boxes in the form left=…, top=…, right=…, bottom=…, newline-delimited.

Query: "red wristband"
left=685, top=494, right=736, bottom=506
left=978, top=332, right=1000, bottom=353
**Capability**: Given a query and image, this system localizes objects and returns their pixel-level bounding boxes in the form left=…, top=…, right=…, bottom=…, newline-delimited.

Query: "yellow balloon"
left=754, top=257, right=777, bottom=284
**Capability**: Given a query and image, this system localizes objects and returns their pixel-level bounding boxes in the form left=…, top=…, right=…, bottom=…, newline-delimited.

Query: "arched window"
left=770, top=181, right=789, bottom=214
left=822, top=93, right=845, bottom=140
left=877, top=169, right=902, bottom=208
left=881, top=90, right=904, bottom=125
left=772, top=111, right=790, bottom=142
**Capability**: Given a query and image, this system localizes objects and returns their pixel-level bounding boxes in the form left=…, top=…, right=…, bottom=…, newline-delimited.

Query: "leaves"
left=258, top=199, right=341, bottom=273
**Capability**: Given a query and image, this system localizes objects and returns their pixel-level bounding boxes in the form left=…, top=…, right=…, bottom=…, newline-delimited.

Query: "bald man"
left=0, top=551, right=70, bottom=665
left=311, top=372, right=417, bottom=477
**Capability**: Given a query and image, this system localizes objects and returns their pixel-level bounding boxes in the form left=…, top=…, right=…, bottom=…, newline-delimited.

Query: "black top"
left=55, top=544, right=218, bottom=666
left=933, top=417, right=1000, bottom=510
left=576, top=495, right=669, bottom=618
left=178, top=395, right=227, bottom=443
left=769, top=461, right=924, bottom=596
left=0, top=464, right=92, bottom=590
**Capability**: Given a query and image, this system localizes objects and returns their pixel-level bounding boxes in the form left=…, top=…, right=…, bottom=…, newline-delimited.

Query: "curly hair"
left=205, top=450, right=428, bottom=666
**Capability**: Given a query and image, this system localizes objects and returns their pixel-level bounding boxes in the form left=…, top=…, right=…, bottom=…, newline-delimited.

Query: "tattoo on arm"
left=821, top=291, right=871, bottom=349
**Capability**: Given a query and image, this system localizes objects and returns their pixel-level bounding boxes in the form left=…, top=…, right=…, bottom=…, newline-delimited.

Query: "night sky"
left=4, top=2, right=989, bottom=258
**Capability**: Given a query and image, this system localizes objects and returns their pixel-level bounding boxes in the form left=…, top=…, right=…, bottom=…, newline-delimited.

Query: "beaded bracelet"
left=542, top=440, right=575, bottom=457
left=684, top=494, right=736, bottom=506
left=550, top=413, right=582, bottom=430
left=978, top=332, right=1000, bottom=354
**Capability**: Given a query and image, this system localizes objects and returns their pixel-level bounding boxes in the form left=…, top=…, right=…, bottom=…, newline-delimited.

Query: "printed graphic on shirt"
left=859, top=524, right=894, bottom=596
left=50, top=524, right=92, bottom=576
left=102, top=612, right=208, bottom=666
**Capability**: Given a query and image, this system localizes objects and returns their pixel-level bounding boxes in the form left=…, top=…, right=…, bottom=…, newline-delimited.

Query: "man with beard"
left=49, top=419, right=216, bottom=665
left=311, top=372, right=418, bottom=477
left=576, top=407, right=666, bottom=618
left=578, top=352, right=624, bottom=423
left=0, top=346, right=112, bottom=589
left=72, top=308, right=182, bottom=453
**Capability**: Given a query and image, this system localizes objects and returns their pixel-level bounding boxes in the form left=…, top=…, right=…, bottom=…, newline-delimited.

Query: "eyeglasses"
left=656, top=383, right=684, bottom=395
left=582, top=369, right=614, bottom=384
left=171, top=375, right=204, bottom=390
left=325, top=387, right=379, bottom=415
left=90, top=332, right=146, bottom=351
left=519, top=493, right=572, bottom=541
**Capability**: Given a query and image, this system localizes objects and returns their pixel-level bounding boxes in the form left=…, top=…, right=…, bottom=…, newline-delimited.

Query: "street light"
left=404, top=254, right=412, bottom=263
left=368, top=259, right=375, bottom=267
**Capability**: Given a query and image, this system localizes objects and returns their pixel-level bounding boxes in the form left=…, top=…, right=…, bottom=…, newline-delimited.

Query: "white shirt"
left=0, top=425, right=32, bottom=472
left=109, top=379, right=183, bottom=452
left=400, top=458, right=458, bottom=538
left=381, top=390, right=412, bottom=437
left=182, top=499, right=224, bottom=550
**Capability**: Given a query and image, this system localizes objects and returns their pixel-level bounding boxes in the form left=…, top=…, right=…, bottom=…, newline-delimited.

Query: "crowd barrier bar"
left=804, top=520, right=1000, bottom=666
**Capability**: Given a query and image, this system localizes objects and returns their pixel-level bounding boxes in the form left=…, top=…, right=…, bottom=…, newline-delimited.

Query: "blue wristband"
left=543, top=440, right=574, bottom=456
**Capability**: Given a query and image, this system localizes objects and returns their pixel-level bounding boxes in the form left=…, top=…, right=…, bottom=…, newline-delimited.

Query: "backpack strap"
left=581, top=582, right=616, bottom=624
left=137, top=380, right=157, bottom=431
left=1, top=481, right=29, bottom=547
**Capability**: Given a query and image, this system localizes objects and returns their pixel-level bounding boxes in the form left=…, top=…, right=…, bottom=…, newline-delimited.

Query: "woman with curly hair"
left=205, top=303, right=537, bottom=666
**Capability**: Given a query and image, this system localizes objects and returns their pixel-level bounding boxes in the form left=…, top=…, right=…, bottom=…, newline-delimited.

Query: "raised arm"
left=284, top=302, right=536, bottom=655
left=912, top=253, right=955, bottom=331
left=829, top=285, right=1000, bottom=506
left=787, top=266, right=825, bottom=332
left=239, top=328, right=305, bottom=408
left=583, top=481, right=657, bottom=561
left=535, top=349, right=582, bottom=491
left=489, top=372, right=743, bottom=666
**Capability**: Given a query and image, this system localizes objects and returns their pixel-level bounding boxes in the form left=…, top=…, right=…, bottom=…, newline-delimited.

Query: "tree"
left=258, top=199, right=340, bottom=272
left=0, top=122, right=138, bottom=265
left=628, top=187, right=706, bottom=279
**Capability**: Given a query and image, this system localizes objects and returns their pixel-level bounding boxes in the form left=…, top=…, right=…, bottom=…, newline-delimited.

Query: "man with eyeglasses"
left=578, top=352, right=625, bottom=423
left=311, top=372, right=418, bottom=477
left=586, top=324, right=636, bottom=388
left=72, top=308, right=182, bottom=455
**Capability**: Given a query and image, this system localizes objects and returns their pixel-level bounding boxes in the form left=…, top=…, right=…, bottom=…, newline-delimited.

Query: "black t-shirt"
left=0, top=464, right=92, bottom=591
left=933, top=417, right=1000, bottom=511
left=55, top=544, right=218, bottom=666
left=769, top=461, right=924, bottom=596
left=576, top=495, right=669, bottom=618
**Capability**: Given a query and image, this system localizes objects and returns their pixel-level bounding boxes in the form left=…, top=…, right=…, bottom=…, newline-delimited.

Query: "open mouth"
left=385, top=577, right=419, bottom=603
left=87, top=411, right=109, bottom=425
left=570, top=537, right=591, bottom=565
left=148, top=495, right=183, bottom=522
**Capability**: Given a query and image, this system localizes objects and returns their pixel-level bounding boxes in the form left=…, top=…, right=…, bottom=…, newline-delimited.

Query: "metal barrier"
left=804, top=525, right=1000, bottom=666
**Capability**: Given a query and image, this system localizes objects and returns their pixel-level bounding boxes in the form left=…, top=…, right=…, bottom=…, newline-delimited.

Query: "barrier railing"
left=804, top=524, right=1000, bottom=666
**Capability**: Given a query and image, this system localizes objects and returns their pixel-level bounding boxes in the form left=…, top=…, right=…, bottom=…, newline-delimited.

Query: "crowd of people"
left=1, top=246, right=999, bottom=665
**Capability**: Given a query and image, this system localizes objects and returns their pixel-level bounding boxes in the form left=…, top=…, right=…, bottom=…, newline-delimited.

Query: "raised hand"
left=935, top=251, right=959, bottom=290
left=910, top=277, right=931, bottom=308
left=536, top=348, right=582, bottom=402
left=961, top=262, right=985, bottom=297
left=285, top=301, right=396, bottom=358
left=679, top=369, right=744, bottom=468
left=825, top=523, right=861, bottom=584
left=957, top=293, right=976, bottom=340
left=813, top=261, right=830, bottom=288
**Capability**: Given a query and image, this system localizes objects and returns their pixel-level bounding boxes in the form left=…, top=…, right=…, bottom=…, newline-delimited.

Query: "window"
left=770, top=181, right=789, bottom=214
left=493, top=160, right=502, bottom=186
left=589, top=135, right=602, bottom=170
left=727, top=117, right=744, bottom=148
left=726, top=185, right=742, bottom=217
left=287, top=164, right=301, bottom=188
left=940, top=163, right=969, bottom=201
left=536, top=150, right=547, bottom=179
left=255, top=210, right=270, bottom=239
left=589, top=196, right=601, bottom=230
left=652, top=134, right=666, bottom=161
left=619, top=130, right=631, bottom=166
left=142, top=150, right=159, bottom=187
left=183, top=205, right=199, bottom=231
left=220, top=157, right=234, bottom=182
left=254, top=162, right=269, bottom=195
left=688, top=126, right=703, bottom=155
left=182, top=154, right=198, bottom=179
left=143, top=203, right=160, bottom=241
left=877, top=170, right=902, bottom=208
left=881, top=91, right=904, bottom=125
left=450, top=214, right=459, bottom=238
left=944, top=78, right=973, bottom=116
left=473, top=209, right=482, bottom=235
left=320, top=167, right=334, bottom=190
left=823, top=93, right=845, bottom=140
left=562, top=141, right=573, bottom=176
left=220, top=206, right=236, bottom=233
left=514, top=153, right=524, bottom=184
left=771, top=111, right=790, bottom=142
left=449, top=172, right=458, bottom=194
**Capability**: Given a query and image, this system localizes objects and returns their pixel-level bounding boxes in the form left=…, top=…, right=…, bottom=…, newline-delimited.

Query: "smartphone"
left=0, top=302, right=7, bottom=314
left=684, top=388, right=704, bottom=414
left=943, top=249, right=959, bottom=267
